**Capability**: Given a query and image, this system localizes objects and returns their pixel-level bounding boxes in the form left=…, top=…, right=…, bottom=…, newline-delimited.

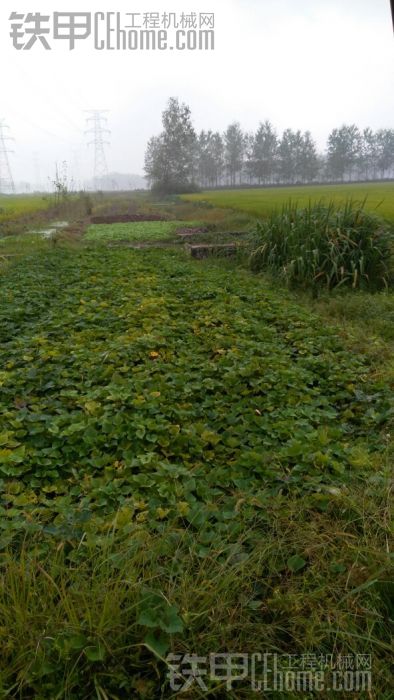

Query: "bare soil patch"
left=90, top=214, right=165, bottom=224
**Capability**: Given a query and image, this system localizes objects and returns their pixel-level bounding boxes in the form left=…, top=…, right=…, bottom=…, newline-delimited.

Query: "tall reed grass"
left=250, top=200, right=392, bottom=290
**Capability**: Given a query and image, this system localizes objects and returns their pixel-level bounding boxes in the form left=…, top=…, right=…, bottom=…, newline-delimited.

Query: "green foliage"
left=145, top=97, right=199, bottom=194
left=224, top=122, right=245, bottom=186
left=0, top=485, right=392, bottom=698
left=0, top=242, right=392, bottom=697
left=0, top=247, right=391, bottom=539
left=249, top=200, right=392, bottom=290
left=327, top=124, right=362, bottom=180
left=137, top=588, right=184, bottom=656
left=287, top=554, right=307, bottom=572
left=84, top=220, right=200, bottom=242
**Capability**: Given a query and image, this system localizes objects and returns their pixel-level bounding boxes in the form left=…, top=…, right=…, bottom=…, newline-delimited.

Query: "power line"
left=12, top=56, right=85, bottom=135
left=0, top=120, right=15, bottom=194
left=85, top=110, right=111, bottom=189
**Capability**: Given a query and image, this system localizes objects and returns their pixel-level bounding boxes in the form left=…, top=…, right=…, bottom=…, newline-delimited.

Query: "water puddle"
left=30, top=221, right=69, bottom=239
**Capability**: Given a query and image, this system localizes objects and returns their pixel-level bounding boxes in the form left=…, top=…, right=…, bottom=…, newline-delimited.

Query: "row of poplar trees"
left=144, top=98, right=394, bottom=194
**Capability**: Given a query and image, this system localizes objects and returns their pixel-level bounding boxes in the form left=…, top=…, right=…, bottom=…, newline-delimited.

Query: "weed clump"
left=250, top=200, right=392, bottom=290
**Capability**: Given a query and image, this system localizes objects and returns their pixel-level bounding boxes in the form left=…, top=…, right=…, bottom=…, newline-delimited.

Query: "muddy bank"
left=90, top=214, right=165, bottom=224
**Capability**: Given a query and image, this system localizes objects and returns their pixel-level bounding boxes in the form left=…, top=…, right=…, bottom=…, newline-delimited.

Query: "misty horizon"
left=0, top=0, right=393, bottom=190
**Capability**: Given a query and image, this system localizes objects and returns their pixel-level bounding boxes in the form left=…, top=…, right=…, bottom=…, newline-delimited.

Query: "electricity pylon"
left=85, top=110, right=110, bottom=190
left=0, top=120, right=15, bottom=194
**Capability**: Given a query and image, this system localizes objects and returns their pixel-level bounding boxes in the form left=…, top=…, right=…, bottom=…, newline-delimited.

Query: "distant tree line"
left=144, top=98, right=394, bottom=194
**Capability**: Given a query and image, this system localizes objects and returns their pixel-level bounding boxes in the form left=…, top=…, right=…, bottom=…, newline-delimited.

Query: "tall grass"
left=249, top=200, right=392, bottom=290
left=0, top=481, right=392, bottom=698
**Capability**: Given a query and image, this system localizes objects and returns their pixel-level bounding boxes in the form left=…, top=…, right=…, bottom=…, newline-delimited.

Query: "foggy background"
left=0, top=0, right=393, bottom=191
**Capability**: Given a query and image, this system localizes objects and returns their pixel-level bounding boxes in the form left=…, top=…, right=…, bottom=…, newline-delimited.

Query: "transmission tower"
left=0, top=120, right=15, bottom=194
left=85, top=110, right=110, bottom=190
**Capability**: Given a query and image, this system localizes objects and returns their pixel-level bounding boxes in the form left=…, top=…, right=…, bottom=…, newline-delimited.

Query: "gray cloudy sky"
left=1, top=0, right=393, bottom=187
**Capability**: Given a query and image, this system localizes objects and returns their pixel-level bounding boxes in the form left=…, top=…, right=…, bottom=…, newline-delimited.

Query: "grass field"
left=0, top=194, right=50, bottom=223
left=183, top=182, right=394, bottom=222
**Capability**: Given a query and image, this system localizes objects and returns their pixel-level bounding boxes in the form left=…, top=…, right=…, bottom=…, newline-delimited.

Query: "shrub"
left=250, top=200, right=392, bottom=290
left=151, top=180, right=200, bottom=196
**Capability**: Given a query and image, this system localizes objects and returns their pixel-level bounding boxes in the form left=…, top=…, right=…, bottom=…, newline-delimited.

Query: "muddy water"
left=30, top=221, right=69, bottom=238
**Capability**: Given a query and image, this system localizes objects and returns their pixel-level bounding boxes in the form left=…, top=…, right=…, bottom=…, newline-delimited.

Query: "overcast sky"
left=1, top=0, right=393, bottom=188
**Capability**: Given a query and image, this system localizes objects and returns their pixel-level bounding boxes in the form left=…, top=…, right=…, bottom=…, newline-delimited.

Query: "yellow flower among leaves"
left=177, top=502, right=190, bottom=517
left=156, top=507, right=170, bottom=520
left=136, top=511, right=149, bottom=523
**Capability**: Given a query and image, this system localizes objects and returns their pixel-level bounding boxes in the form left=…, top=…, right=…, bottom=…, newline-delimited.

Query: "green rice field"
left=183, top=182, right=394, bottom=222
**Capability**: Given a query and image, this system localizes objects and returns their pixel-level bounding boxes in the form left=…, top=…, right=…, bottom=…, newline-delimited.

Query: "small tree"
left=51, top=161, right=69, bottom=207
left=360, top=128, right=378, bottom=180
left=278, top=129, right=298, bottom=183
left=298, top=132, right=319, bottom=183
left=224, top=122, right=245, bottom=186
left=327, top=125, right=362, bottom=181
left=144, top=98, right=198, bottom=194
left=376, top=128, right=394, bottom=178
left=249, top=121, right=278, bottom=184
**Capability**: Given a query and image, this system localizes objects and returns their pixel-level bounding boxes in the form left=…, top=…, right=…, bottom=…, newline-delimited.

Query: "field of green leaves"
left=1, top=247, right=390, bottom=535
left=84, top=220, right=199, bottom=242
left=184, top=182, right=394, bottom=222
left=0, top=209, right=392, bottom=697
